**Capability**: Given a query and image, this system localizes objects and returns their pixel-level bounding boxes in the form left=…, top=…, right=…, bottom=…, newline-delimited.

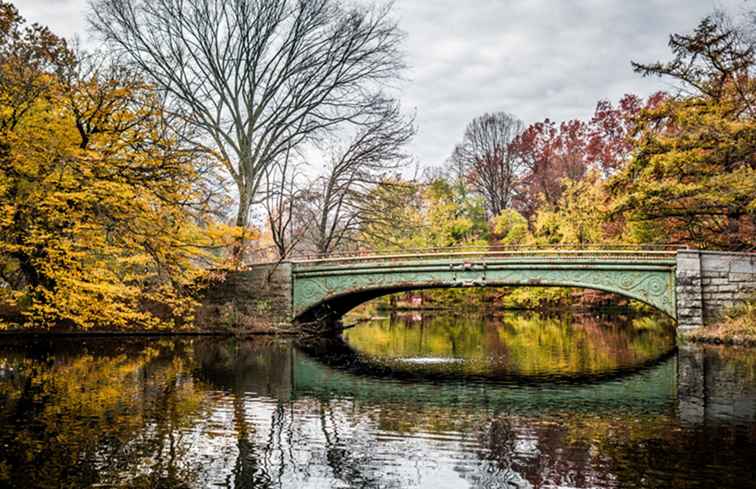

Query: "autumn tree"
left=611, top=15, right=756, bottom=249
left=586, top=93, right=666, bottom=176
left=89, top=0, right=407, bottom=234
left=490, top=209, right=529, bottom=246
left=451, top=112, right=525, bottom=218
left=368, top=177, right=488, bottom=251
left=511, top=119, right=590, bottom=219
left=511, top=94, right=664, bottom=221
left=533, top=171, right=615, bottom=246
left=0, top=2, right=73, bottom=129
left=357, top=181, right=421, bottom=248
left=0, top=4, right=228, bottom=329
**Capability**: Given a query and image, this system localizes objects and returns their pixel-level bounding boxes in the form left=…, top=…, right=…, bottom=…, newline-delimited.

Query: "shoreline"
left=0, top=329, right=753, bottom=349
left=2, top=305, right=754, bottom=348
left=0, top=331, right=300, bottom=338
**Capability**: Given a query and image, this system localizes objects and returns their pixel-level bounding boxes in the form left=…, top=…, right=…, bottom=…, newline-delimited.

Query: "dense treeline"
left=0, top=0, right=754, bottom=328
left=360, top=13, right=755, bottom=253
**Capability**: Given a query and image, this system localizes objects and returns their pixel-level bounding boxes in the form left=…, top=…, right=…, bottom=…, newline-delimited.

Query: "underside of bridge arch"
left=292, top=262, right=677, bottom=324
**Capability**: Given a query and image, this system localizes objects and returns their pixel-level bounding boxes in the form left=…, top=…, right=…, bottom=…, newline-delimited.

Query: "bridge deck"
left=292, top=249, right=678, bottom=268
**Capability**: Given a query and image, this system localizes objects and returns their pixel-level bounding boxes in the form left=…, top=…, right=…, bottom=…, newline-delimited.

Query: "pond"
left=0, top=311, right=755, bottom=488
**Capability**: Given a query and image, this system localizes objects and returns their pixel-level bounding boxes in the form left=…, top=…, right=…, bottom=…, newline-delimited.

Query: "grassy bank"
left=683, top=300, right=756, bottom=346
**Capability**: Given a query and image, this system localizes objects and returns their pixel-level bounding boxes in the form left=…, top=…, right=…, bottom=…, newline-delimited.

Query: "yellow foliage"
left=0, top=20, right=243, bottom=328
left=533, top=171, right=619, bottom=246
left=490, top=208, right=530, bottom=246
left=610, top=81, right=756, bottom=249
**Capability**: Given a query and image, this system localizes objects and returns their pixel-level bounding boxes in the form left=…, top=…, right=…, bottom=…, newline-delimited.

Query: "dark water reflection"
left=0, top=312, right=754, bottom=489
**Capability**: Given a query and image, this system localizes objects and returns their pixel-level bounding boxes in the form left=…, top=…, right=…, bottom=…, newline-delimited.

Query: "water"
left=0, top=311, right=755, bottom=488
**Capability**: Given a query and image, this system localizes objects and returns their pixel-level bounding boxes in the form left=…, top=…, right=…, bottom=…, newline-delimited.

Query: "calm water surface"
left=1, top=311, right=755, bottom=488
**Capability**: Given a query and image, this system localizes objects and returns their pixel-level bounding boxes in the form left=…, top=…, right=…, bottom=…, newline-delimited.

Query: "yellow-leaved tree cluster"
left=0, top=3, right=247, bottom=329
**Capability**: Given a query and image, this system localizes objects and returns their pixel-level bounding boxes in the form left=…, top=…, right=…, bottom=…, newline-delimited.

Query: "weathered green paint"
left=291, top=255, right=678, bottom=321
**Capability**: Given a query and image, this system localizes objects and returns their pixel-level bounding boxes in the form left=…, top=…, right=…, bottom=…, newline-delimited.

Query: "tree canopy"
left=0, top=3, right=239, bottom=329
left=611, top=15, right=756, bottom=249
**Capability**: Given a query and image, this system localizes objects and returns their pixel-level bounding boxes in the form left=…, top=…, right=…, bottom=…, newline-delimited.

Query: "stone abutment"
left=676, top=251, right=756, bottom=332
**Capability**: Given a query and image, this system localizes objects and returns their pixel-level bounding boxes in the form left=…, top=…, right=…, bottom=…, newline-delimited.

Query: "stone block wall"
left=196, top=263, right=295, bottom=333
left=676, top=251, right=756, bottom=331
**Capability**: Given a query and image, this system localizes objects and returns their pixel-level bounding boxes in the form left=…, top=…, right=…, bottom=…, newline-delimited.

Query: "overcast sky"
left=19, top=0, right=754, bottom=168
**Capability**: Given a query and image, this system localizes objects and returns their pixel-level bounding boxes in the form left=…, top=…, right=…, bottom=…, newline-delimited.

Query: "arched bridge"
left=292, top=249, right=678, bottom=321
left=202, top=248, right=756, bottom=332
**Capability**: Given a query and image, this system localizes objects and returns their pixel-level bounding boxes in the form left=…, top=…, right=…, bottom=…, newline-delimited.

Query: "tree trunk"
left=232, top=186, right=251, bottom=266
left=236, top=185, right=250, bottom=228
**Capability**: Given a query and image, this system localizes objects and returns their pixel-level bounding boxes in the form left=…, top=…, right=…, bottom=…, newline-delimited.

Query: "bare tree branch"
left=88, top=0, right=406, bottom=230
left=302, top=102, right=414, bottom=256
left=451, top=112, right=525, bottom=217
left=262, top=147, right=309, bottom=259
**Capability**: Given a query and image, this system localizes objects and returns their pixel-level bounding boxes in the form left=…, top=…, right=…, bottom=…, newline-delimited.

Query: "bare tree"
left=304, top=103, right=414, bottom=256
left=262, top=149, right=309, bottom=260
left=88, top=0, right=406, bottom=230
left=451, top=112, right=525, bottom=217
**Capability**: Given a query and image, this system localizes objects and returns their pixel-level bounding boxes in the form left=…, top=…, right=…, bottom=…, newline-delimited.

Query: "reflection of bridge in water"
left=204, top=247, right=756, bottom=332
left=192, top=337, right=756, bottom=426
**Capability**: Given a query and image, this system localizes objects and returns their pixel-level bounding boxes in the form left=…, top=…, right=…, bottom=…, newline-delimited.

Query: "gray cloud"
left=20, top=0, right=754, bottom=167
left=395, top=0, right=751, bottom=166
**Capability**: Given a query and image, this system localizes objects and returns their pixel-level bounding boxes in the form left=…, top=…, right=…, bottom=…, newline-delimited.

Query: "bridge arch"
left=291, top=253, right=678, bottom=323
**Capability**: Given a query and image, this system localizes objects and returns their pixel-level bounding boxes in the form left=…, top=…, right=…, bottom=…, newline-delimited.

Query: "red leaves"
left=511, top=93, right=664, bottom=218
left=510, top=118, right=588, bottom=217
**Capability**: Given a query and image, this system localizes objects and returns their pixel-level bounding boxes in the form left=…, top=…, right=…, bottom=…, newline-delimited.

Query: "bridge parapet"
left=292, top=247, right=677, bottom=267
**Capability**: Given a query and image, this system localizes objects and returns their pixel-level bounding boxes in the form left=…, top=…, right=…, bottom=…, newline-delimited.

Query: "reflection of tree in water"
left=456, top=413, right=612, bottom=488
left=195, top=334, right=416, bottom=489
left=317, top=400, right=404, bottom=489
left=232, top=393, right=271, bottom=489
left=193, top=338, right=287, bottom=488
left=0, top=338, right=207, bottom=489
left=343, top=311, right=676, bottom=379
left=459, top=415, right=526, bottom=489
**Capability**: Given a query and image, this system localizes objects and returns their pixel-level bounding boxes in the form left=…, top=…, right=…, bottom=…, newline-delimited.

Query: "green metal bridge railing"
left=289, top=244, right=681, bottom=266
